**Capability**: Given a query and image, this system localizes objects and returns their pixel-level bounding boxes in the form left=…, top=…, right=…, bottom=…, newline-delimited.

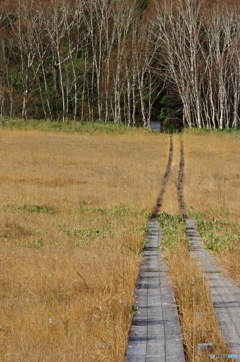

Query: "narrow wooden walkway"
left=186, top=218, right=240, bottom=355
left=126, top=219, right=185, bottom=361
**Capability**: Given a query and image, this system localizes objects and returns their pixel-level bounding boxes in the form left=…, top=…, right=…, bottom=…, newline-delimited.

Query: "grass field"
left=0, top=124, right=239, bottom=361
left=0, top=128, right=168, bottom=361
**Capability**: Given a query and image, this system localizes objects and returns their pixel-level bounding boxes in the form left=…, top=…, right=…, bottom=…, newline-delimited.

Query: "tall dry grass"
left=165, top=246, right=228, bottom=362
left=183, top=131, right=240, bottom=284
left=184, top=131, right=240, bottom=219
left=0, top=129, right=169, bottom=361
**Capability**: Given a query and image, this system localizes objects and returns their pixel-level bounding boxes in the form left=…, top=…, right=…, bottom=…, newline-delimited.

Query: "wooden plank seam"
left=126, top=219, right=185, bottom=362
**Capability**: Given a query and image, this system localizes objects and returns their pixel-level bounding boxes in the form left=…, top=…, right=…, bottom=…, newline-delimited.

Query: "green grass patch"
left=0, top=119, right=156, bottom=135
left=58, top=225, right=114, bottom=245
left=75, top=202, right=141, bottom=218
left=189, top=208, right=240, bottom=252
left=1, top=200, right=148, bottom=249
left=18, top=204, right=55, bottom=214
left=184, top=128, right=240, bottom=138
left=157, top=212, right=188, bottom=251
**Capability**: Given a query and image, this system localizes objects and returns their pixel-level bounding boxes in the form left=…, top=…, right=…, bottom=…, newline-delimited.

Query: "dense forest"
left=0, top=0, right=239, bottom=129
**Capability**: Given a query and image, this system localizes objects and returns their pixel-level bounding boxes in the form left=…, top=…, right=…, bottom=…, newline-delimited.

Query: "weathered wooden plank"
left=186, top=218, right=240, bottom=354
left=126, top=219, right=185, bottom=361
left=127, top=275, right=148, bottom=361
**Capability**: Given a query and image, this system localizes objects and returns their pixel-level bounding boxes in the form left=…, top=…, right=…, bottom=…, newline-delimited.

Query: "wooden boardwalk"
left=126, top=219, right=185, bottom=361
left=186, top=218, right=240, bottom=355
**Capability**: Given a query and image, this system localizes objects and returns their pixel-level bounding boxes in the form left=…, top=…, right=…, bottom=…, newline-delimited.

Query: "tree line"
left=0, top=0, right=239, bottom=129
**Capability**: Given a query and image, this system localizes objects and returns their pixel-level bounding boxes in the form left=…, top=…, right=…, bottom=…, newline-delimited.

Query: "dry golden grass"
left=0, top=129, right=169, bottom=361
left=1, top=128, right=239, bottom=361
left=184, top=131, right=240, bottom=219
left=183, top=131, right=240, bottom=284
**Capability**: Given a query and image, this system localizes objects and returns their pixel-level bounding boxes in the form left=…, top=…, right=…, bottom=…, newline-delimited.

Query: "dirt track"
left=152, top=136, right=173, bottom=217
left=177, top=139, right=188, bottom=219
left=152, top=136, right=187, bottom=219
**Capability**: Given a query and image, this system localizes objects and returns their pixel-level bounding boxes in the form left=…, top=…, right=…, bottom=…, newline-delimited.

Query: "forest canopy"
left=0, top=0, right=240, bottom=129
